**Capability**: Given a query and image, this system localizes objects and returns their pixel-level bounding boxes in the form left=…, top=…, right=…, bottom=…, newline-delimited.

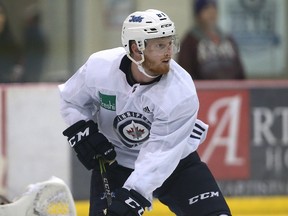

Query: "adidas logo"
left=143, top=106, right=151, bottom=113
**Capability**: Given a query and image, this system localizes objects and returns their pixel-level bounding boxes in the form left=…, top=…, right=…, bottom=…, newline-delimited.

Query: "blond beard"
left=142, top=54, right=170, bottom=75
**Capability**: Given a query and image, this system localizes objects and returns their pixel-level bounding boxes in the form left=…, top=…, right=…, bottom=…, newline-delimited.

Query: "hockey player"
left=60, top=9, right=231, bottom=216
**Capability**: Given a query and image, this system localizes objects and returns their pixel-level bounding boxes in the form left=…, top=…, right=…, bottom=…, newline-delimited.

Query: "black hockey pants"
left=89, top=151, right=231, bottom=216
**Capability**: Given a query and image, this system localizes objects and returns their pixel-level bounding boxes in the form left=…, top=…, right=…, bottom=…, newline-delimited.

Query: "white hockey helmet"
left=121, top=9, right=176, bottom=56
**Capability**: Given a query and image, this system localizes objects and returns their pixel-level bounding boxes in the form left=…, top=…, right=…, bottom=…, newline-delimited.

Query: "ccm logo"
left=189, top=191, right=219, bottom=205
left=68, top=128, right=90, bottom=147
left=125, top=198, right=144, bottom=216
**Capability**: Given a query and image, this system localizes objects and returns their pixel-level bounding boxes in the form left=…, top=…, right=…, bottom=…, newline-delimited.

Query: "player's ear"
left=130, top=41, right=142, bottom=61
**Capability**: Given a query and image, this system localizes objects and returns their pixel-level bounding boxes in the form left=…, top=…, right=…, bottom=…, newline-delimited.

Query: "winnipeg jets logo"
left=129, top=15, right=144, bottom=23
left=113, top=112, right=151, bottom=148
left=126, top=121, right=145, bottom=139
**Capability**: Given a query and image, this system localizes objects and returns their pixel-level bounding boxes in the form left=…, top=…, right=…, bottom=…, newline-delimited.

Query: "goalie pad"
left=0, top=177, right=76, bottom=216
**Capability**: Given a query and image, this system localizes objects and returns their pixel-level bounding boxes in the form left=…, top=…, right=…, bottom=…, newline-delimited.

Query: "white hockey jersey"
left=59, top=47, right=202, bottom=201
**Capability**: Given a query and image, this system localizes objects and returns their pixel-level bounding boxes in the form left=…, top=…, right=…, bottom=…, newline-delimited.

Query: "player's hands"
left=107, top=188, right=151, bottom=216
left=63, top=120, right=116, bottom=170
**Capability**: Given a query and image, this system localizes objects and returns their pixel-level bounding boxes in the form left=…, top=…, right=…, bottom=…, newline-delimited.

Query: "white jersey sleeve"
left=59, top=60, right=99, bottom=125
left=59, top=47, right=126, bottom=126
left=123, top=92, right=199, bottom=201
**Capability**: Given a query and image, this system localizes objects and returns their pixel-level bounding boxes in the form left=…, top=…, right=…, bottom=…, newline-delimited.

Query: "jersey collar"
left=119, top=55, right=162, bottom=87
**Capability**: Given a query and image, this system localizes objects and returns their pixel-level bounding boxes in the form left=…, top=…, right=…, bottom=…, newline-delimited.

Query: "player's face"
left=142, top=37, right=174, bottom=76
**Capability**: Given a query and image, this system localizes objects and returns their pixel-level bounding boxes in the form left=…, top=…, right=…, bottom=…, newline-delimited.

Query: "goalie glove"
left=63, top=120, right=116, bottom=170
left=107, top=188, right=151, bottom=216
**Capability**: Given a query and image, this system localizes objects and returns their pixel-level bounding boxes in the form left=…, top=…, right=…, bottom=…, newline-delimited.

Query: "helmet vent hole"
left=160, top=18, right=167, bottom=21
left=146, top=21, right=152, bottom=23
left=146, top=28, right=158, bottom=33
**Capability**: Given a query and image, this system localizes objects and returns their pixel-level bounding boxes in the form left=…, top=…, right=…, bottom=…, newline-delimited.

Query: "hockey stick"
left=98, top=157, right=113, bottom=210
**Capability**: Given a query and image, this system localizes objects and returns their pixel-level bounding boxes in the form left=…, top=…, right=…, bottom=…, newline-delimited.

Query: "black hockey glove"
left=107, top=188, right=151, bottom=216
left=63, top=120, right=116, bottom=170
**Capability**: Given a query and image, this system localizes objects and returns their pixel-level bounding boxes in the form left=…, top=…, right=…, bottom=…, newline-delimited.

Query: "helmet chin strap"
left=127, top=54, right=160, bottom=79
left=137, top=64, right=160, bottom=79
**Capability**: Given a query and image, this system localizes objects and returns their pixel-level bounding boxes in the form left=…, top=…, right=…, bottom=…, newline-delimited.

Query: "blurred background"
left=0, top=0, right=287, bottom=82
left=0, top=0, right=288, bottom=215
